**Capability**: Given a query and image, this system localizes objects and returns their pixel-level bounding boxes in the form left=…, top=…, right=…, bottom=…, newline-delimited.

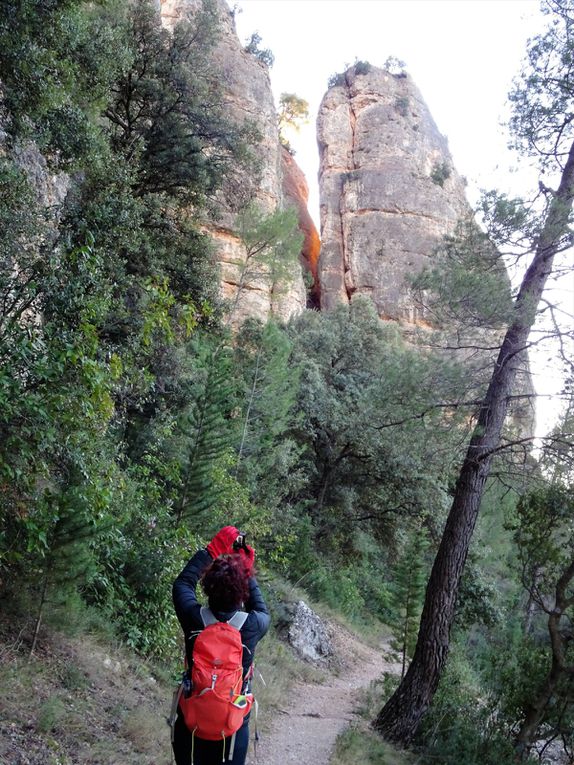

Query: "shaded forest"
left=0, top=1, right=573, bottom=763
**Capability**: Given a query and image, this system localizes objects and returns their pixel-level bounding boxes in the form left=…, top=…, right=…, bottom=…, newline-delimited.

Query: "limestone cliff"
left=317, top=63, right=535, bottom=438
left=160, top=0, right=312, bottom=324
left=317, top=64, right=468, bottom=323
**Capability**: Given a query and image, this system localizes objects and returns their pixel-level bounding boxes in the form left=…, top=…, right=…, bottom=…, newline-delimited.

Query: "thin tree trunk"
left=523, top=565, right=542, bottom=635
left=236, top=348, right=262, bottom=468
left=514, top=660, right=561, bottom=758
left=374, top=139, right=574, bottom=745
left=30, top=572, right=49, bottom=658
left=401, top=583, right=412, bottom=679
left=515, top=558, right=574, bottom=757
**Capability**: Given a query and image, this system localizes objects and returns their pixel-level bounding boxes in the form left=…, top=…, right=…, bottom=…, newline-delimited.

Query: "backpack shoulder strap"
left=200, top=606, right=218, bottom=627
left=227, top=610, right=249, bottom=630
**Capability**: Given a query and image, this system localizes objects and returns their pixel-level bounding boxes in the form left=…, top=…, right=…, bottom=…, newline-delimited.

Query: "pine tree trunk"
left=374, top=139, right=574, bottom=746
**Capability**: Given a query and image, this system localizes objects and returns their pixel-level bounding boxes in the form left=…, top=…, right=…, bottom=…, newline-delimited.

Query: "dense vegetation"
left=0, top=1, right=572, bottom=764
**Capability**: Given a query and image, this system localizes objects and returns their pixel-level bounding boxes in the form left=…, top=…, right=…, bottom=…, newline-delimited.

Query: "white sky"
left=233, top=0, right=572, bottom=438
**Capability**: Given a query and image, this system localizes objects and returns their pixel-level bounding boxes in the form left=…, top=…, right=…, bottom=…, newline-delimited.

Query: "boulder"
left=285, top=600, right=333, bottom=665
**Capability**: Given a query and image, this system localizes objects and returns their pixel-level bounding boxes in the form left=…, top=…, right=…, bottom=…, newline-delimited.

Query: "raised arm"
left=245, top=576, right=271, bottom=636
left=172, top=548, right=211, bottom=635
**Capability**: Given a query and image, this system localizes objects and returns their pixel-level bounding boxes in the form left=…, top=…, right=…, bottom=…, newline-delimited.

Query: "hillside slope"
left=0, top=610, right=398, bottom=765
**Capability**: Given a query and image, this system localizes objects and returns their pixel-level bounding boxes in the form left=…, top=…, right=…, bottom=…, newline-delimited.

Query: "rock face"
left=160, top=0, right=310, bottom=325
left=317, top=64, right=468, bottom=323
left=281, top=146, right=321, bottom=308
left=286, top=601, right=333, bottom=665
left=317, top=64, right=536, bottom=439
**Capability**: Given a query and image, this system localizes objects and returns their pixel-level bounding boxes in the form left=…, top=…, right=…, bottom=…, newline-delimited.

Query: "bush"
left=416, top=648, right=535, bottom=765
left=430, top=161, right=451, bottom=187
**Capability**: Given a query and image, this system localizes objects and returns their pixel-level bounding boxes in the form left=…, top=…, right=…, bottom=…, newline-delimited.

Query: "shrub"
left=430, top=161, right=451, bottom=187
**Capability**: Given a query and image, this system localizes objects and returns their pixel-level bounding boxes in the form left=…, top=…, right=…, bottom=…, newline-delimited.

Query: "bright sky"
left=233, top=0, right=572, bottom=438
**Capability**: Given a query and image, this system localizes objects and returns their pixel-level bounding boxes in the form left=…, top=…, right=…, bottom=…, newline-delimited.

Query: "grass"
left=328, top=659, right=414, bottom=764
left=331, top=723, right=420, bottom=765
left=0, top=613, right=173, bottom=765
left=261, top=572, right=391, bottom=651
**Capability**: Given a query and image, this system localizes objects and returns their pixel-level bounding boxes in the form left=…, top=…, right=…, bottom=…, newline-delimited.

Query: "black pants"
left=172, top=709, right=250, bottom=765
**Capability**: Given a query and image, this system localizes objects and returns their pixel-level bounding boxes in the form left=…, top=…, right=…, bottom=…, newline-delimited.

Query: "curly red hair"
left=201, top=555, right=249, bottom=612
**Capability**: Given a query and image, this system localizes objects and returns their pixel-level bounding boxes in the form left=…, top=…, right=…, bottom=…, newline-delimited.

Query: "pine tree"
left=375, top=0, right=574, bottom=743
left=234, top=319, right=301, bottom=506
left=174, top=340, right=236, bottom=525
left=390, top=529, right=429, bottom=678
left=30, top=479, right=102, bottom=656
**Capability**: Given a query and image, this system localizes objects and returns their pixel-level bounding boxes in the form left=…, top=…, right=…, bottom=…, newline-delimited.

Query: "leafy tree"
left=375, top=0, right=574, bottom=744
left=287, top=297, right=467, bottom=548
left=173, top=338, right=236, bottom=525
left=0, top=0, right=130, bottom=161
left=244, top=31, right=274, bottom=67
left=0, top=0, right=257, bottom=662
left=228, top=203, right=304, bottom=321
left=278, top=92, right=309, bottom=153
left=104, top=0, right=254, bottom=205
left=233, top=319, right=301, bottom=506
left=511, top=483, right=574, bottom=758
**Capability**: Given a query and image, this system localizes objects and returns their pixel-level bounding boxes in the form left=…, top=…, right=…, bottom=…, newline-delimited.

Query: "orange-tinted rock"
left=281, top=146, right=321, bottom=307
left=160, top=0, right=307, bottom=325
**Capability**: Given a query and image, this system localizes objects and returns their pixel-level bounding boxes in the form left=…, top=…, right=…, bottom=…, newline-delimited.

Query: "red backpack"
left=179, top=608, right=253, bottom=742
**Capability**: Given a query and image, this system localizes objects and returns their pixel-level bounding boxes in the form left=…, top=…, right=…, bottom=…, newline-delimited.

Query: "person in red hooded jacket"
left=172, top=526, right=270, bottom=764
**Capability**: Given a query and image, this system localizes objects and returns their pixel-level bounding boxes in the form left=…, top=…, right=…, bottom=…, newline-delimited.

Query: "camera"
left=233, top=532, right=247, bottom=551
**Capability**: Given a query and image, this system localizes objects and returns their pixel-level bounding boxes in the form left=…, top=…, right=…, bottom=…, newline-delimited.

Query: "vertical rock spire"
left=317, top=63, right=468, bottom=323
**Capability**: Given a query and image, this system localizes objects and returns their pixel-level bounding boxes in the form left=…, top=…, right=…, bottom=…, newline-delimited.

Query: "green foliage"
left=412, top=218, right=514, bottom=331
left=483, top=627, right=550, bottom=725
left=106, top=0, right=255, bottom=206
left=394, top=96, right=410, bottom=117
left=0, top=0, right=258, bottom=660
left=509, top=0, right=574, bottom=166
left=0, top=0, right=130, bottom=163
left=479, top=190, right=532, bottom=249
left=353, top=60, right=372, bottom=76
left=278, top=93, right=309, bottom=133
left=244, top=31, right=274, bottom=67
left=328, top=60, right=372, bottom=89
left=455, top=560, right=502, bottom=630
left=417, top=648, right=533, bottom=765
left=287, top=297, right=464, bottom=541
left=233, top=319, right=302, bottom=508
left=328, top=71, right=347, bottom=88
left=511, top=483, right=574, bottom=590
left=174, top=340, right=237, bottom=524
left=390, top=528, right=430, bottom=676
left=384, top=55, right=407, bottom=76
left=278, top=92, right=309, bottom=152
left=430, top=160, right=451, bottom=187
left=333, top=724, right=419, bottom=765
left=232, top=204, right=304, bottom=315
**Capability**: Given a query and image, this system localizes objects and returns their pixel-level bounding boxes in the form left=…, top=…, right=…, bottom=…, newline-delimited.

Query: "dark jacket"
left=172, top=548, right=271, bottom=680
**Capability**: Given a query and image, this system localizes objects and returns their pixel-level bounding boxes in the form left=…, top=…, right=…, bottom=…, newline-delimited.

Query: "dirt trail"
left=248, top=626, right=400, bottom=765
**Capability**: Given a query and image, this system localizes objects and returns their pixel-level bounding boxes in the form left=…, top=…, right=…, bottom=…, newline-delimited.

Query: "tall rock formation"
left=317, top=63, right=535, bottom=438
left=318, top=64, right=468, bottom=324
left=160, top=0, right=317, bottom=324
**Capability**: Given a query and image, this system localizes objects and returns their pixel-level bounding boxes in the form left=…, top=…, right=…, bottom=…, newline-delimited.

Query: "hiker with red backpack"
left=171, top=526, right=270, bottom=764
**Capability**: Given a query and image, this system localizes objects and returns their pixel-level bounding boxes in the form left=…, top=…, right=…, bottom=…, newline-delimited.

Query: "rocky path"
left=248, top=626, right=400, bottom=765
